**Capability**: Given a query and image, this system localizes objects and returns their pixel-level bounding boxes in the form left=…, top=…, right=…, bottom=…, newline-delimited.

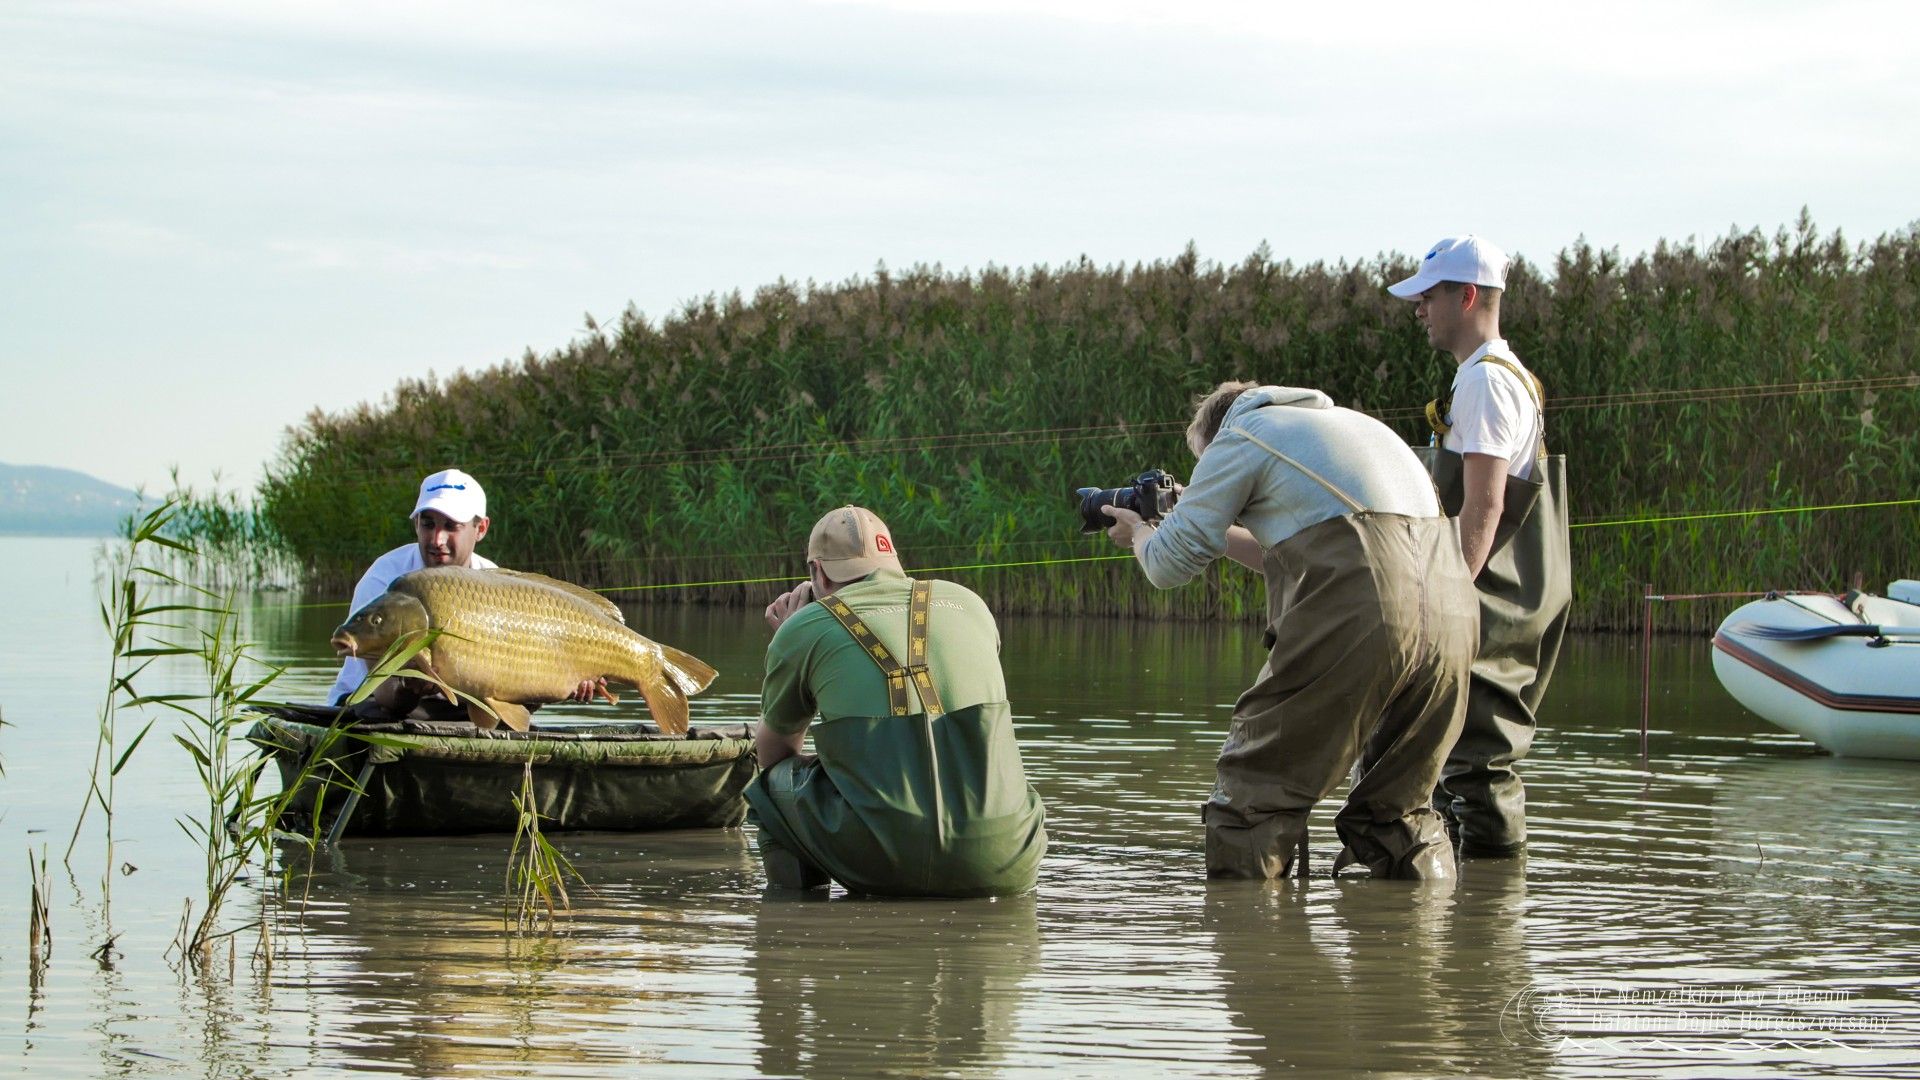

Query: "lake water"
left=3, top=535, right=1918, bottom=1077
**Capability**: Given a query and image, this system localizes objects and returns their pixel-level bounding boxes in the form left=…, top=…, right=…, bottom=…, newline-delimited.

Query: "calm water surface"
left=3, top=536, right=1918, bottom=1077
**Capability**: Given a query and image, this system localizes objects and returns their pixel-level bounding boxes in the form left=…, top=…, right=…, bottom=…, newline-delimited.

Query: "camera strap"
left=816, top=579, right=946, bottom=718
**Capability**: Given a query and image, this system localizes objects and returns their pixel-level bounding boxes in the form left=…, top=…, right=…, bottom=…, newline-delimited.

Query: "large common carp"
left=330, top=566, right=717, bottom=734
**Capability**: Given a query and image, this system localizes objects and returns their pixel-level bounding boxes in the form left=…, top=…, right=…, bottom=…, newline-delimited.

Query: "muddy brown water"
left=3, top=536, right=1918, bottom=1077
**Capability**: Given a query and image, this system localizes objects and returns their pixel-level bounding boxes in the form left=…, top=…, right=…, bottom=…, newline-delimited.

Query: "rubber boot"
left=759, top=838, right=831, bottom=890
left=1332, top=810, right=1457, bottom=880
left=1445, top=774, right=1527, bottom=857
left=1204, top=809, right=1309, bottom=880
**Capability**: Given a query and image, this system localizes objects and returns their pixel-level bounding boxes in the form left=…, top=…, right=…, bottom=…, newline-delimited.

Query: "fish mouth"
left=331, top=632, right=358, bottom=658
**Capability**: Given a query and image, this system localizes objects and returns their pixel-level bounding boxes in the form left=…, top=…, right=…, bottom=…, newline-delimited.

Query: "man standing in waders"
left=1103, top=383, right=1479, bottom=880
left=746, top=506, right=1047, bottom=896
left=1388, top=235, right=1573, bottom=857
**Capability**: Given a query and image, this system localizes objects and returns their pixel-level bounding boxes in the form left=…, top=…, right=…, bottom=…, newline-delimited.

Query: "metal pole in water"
left=324, top=759, right=378, bottom=847
left=1639, top=583, right=1654, bottom=762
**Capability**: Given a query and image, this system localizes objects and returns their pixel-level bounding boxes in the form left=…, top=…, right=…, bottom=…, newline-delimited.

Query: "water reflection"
left=279, top=831, right=768, bottom=1077
left=750, top=896, right=1039, bottom=1077
left=1201, top=864, right=1543, bottom=1076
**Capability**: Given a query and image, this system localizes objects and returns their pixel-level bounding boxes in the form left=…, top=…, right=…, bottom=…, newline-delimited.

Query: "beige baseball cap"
left=807, top=506, right=903, bottom=581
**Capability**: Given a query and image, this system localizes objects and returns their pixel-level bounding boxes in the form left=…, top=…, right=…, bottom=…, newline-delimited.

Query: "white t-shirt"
left=326, top=544, right=499, bottom=704
left=1439, top=339, right=1544, bottom=480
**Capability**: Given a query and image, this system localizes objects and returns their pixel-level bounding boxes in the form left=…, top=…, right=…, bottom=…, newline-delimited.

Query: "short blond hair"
left=1186, top=381, right=1260, bottom=457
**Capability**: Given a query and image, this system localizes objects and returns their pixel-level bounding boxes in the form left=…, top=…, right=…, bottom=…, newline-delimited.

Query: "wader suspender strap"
left=1425, top=354, right=1549, bottom=459
left=816, top=580, right=947, bottom=718
left=1226, top=426, right=1369, bottom=513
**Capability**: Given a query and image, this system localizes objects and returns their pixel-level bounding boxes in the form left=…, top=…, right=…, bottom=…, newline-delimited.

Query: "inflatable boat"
left=1710, top=582, right=1920, bottom=761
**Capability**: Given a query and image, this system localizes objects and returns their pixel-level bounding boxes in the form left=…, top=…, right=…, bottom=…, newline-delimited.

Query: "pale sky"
left=4, top=0, right=1915, bottom=493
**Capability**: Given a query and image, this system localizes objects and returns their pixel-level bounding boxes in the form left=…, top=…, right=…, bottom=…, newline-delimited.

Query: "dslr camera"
left=1076, top=469, right=1180, bottom=533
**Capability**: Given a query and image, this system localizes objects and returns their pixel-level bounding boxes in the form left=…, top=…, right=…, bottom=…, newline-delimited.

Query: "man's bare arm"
left=755, top=723, right=806, bottom=771
left=1459, top=452, right=1509, bottom=579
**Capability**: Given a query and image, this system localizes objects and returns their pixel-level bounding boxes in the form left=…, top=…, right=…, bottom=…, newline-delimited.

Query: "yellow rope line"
left=281, top=498, right=1918, bottom=607
left=1570, top=497, right=1920, bottom=529
left=595, top=553, right=1135, bottom=593
left=285, top=553, right=1137, bottom=607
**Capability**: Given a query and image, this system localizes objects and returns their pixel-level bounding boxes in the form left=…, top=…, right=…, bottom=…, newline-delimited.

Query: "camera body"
left=1076, top=469, right=1180, bottom=533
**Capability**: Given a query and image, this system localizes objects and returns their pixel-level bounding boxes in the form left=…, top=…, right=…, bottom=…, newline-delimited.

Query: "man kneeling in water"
left=746, top=506, right=1047, bottom=896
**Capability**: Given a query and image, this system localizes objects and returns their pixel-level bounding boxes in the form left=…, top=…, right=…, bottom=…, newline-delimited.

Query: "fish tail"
left=656, top=644, right=719, bottom=694
left=638, top=675, right=690, bottom=736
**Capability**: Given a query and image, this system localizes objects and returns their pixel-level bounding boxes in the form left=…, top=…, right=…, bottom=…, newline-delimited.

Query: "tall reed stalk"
left=168, top=592, right=284, bottom=963
left=28, top=845, right=52, bottom=991
left=68, top=503, right=192, bottom=903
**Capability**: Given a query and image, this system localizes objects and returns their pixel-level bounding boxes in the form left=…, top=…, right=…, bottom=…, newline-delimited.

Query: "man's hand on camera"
left=765, top=580, right=817, bottom=631
left=1101, top=505, right=1150, bottom=549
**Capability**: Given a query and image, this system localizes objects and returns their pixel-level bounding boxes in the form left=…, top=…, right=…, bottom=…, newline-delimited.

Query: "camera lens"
left=1075, top=487, right=1120, bottom=533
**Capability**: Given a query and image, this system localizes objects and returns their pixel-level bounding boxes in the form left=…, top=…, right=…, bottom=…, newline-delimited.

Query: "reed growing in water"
left=28, top=845, right=51, bottom=991
left=505, top=757, right=587, bottom=934
left=194, top=214, right=1920, bottom=630
left=69, top=504, right=189, bottom=902
left=75, top=505, right=391, bottom=968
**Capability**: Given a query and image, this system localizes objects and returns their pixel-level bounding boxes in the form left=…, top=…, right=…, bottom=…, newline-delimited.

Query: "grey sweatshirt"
left=1139, top=386, right=1441, bottom=589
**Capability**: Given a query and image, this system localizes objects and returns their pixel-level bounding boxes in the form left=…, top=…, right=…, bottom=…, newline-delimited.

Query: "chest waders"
left=746, top=581, right=1046, bottom=898
left=1420, top=354, right=1573, bottom=855
left=1201, top=426, right=1480, bottom=881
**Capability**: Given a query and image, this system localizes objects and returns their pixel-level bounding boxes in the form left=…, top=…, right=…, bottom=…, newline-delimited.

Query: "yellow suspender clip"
left=1424, top=354, right=1548, bottom=457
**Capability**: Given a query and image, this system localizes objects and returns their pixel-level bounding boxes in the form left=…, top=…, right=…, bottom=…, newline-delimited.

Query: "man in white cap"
left=327, top=468, right=500, bottom=707
left=745, top=506, right=1047, bottom=896
left=1388, top=235, right=1572, bottom=857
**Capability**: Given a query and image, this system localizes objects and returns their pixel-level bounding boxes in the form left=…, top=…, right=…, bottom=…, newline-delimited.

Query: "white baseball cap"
left=1387, top=235, right=1510, bottom=299
left=412, top=468, right=487, bottom=522
left=807, top=506, right=903, bottom=581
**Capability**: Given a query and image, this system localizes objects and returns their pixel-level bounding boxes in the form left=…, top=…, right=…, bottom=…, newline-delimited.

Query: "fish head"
left=331, top=591, right=430, bottom=659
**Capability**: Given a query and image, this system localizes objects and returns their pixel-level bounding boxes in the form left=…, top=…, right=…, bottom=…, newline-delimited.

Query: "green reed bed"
left=182, top=214, right=1915, bottom=631
left=142, top=472, right=299, bottom=589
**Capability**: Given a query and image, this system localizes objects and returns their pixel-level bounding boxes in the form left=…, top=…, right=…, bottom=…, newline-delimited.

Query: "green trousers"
left=1204, top=512, right=1480, bottom=880
left=1419, top=450, right=1572, bottom=854
left=746, top=702, right=1046, bottom=898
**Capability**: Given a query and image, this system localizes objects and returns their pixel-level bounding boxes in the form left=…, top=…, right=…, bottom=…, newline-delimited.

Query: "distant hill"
left=0, top=462, right=141, bottom=536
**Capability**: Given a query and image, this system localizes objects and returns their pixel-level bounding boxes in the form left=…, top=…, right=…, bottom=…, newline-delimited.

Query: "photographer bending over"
left=1102, top=383, right=1478, bottom=880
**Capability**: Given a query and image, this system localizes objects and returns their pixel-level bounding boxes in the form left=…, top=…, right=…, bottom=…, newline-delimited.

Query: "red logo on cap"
left=875, top=534, right=893, bottom=553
